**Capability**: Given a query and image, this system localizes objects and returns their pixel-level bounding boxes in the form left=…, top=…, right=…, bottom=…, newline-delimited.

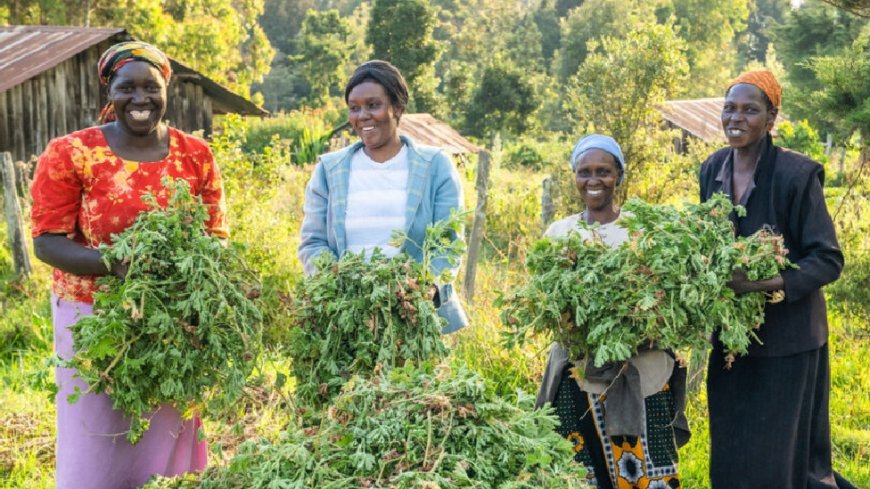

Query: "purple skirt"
left=53, top=295, right=207, bottom=489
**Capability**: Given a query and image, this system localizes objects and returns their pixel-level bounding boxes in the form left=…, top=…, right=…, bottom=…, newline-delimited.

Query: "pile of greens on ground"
left=288, top=216, right=465, bottom=410
left=500, top=193, right=793, bottom=368
left=63, top=179, right=263, bottom=443
left=143, top=362, right=589, bottom=489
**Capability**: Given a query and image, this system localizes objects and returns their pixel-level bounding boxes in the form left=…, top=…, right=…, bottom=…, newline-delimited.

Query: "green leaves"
left=143, top=363, right=589, bottom=489
left=63, top=178, right=263, bottom=444
left=500, top=193, right=795, bottom=367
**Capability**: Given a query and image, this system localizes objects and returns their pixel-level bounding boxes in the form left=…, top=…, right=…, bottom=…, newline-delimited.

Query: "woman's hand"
left=109, top=259, right=130, bottom=280
left=727, top=268, right=785, bottom=296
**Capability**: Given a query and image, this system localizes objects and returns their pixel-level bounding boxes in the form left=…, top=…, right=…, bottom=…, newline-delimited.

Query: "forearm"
left=33, top=234, right=113, bottom=276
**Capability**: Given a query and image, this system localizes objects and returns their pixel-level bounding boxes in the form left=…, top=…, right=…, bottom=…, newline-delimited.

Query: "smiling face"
left=574, top=148, right=620, bottom=212
left=108, top=61, right=167, bottom=136
left=722, top=83, right=777, bottom=150
left=347, top=80, right=402, bottom=157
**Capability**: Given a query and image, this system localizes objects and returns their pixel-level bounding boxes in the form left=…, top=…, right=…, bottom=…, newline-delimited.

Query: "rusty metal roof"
left=399, top=113, right=481, bottom=154
left=331, top=113, right=481, bottom=155
left=0, top=25, right=265, bottom=116
left=657, top=98, right=728, bottom=143
left=657, top=97, right=784, bottom=143
left=0, top=25, right=128, bottom=93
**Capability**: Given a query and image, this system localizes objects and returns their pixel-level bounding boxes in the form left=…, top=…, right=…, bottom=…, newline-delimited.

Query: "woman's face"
left=721, top=83, right=776, bottom=149
left=347, top=81, right=401, bottom=151
left=574, top=149, right=620, bottom=211
left=108, top=61, right=167, bottom=136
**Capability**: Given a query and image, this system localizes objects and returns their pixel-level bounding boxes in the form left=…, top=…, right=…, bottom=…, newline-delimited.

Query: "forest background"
left=1, top=0, right=868, bottom=487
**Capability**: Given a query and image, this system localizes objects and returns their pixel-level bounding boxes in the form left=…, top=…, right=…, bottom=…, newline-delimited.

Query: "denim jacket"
left=298, top=135, right=469, bottom=333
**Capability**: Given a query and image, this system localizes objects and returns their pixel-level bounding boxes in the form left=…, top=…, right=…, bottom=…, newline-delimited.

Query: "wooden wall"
left=0, top=45, right=216, bottom=162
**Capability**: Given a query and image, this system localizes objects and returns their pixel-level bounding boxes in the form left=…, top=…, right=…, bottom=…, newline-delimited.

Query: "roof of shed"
left=0, top=25, right=266, bottom=116
left=399, top=113, right=481, bottom=154
left=0, top=25, right=127, bottom=93
left=657, top=97, right=784, bottom=142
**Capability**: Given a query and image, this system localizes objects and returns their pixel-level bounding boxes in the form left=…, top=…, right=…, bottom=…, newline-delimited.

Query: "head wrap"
left=570, top=134, right=626, bottom=185
left=97, top=41, right=172, bottom=123
left=728, top=70, right=781, bottom=109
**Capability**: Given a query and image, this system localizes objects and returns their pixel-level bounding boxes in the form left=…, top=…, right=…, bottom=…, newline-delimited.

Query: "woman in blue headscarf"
left=535, top=135, right=689, bottom=489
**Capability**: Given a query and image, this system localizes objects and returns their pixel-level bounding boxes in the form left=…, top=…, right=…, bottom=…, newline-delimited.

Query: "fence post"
left=541, top=176, right=555, bottom=230
left=2, top=151, right=32, bottom=277
left=463, top=150, right=491, bottom=304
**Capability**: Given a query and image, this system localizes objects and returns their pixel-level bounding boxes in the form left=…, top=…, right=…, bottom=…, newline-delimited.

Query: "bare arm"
left=33, top=234, right=127, bottom=278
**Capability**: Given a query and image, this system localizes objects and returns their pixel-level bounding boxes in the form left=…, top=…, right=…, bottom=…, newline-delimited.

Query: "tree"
left=367, top=0, right=439, bottom=86
left=805, top=28, right=870, bottom=138
left=773, top=0, right=867, bottom=129
left=464, top=61, right=538, bottom=140
left=565, top=21, right=689, bottom=195
left=736, top=0, right=790, bottom=65
left=293, top=9, right=351, bottom=104
left=554, top=0, right=650, bottom=82
left=662, top=0, right=750, bottom=96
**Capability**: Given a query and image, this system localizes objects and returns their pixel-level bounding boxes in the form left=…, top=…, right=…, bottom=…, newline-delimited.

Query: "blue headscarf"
left=570, top=134, right=626, bottom=185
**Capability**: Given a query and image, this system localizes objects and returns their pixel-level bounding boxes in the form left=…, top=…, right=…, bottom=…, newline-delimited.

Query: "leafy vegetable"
left=288, top=214, right=465, bottom=411
left=63, top=179, right=263, bottom=443
left=499, top=193, right=794, bottom=367
left=143, top=362, right=589, bottom=489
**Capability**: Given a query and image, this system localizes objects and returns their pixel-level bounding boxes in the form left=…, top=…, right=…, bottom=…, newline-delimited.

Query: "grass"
left=1, top=143, right=868, bottom=488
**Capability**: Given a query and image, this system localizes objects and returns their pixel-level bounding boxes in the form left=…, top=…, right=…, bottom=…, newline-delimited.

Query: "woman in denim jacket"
left=298, top=60, right=468, bottom=333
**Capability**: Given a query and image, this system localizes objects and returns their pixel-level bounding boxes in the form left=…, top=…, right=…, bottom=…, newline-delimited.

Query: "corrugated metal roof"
left=0, top=25, right=128, bottom=93
left=0, top=25, right=266, bottom=116
left=657, top=97, right=783, bottom=143
left=331, top=113, right=481, bottom=155
left=399, top=113, right=481, bottom=154
left=657, top=98, right=728, bottom=143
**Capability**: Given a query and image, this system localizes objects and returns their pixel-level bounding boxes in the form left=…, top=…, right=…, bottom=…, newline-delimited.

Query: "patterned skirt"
left=553, top=366, right=681, bottom=489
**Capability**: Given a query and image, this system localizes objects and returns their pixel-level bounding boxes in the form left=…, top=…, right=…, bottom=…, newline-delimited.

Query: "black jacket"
left=699, top=137, right=844, bottom=357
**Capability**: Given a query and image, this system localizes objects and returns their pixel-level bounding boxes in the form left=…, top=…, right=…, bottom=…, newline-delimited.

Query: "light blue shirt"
left=299, top=135, right=469, bottom=333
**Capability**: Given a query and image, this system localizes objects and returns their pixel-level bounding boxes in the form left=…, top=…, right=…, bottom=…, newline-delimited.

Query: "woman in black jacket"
left=700, top=70, right=850, bottom=489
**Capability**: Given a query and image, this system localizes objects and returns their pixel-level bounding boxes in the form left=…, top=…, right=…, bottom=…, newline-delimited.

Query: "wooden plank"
left=87, top=47, right=100, bottom=125
left=463, top=150, right=491, bottom=304
left=65, top=59, right=78, bottom=134
left=37, top=74, right=49, bottom=156
left=203, top=96, right=213, bottom=138
left=193, top=84, right=204, bottom=132
left=21, top=81, right=34, bottom=160
left=541, top=176, right=556, bottom=230
left=11, top=85, right=25, bottom=162
left=0, top=90, right=9, bottom=155
left=1, top=152, right=32, bottom=277
left=55, top=61, right=68, bottom=136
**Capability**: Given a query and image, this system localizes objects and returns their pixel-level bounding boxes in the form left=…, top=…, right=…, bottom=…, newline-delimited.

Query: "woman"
left=536, top=135, right=688, bottom=489
left=700, top=70, right=848, bottom=488
left=298, top=60, right=467, bottom=333
left=30, top=42, right=225, bottom=488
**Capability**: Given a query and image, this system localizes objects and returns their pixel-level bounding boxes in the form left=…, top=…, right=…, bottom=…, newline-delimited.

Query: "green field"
left=1, top=120, right=868, bottom=488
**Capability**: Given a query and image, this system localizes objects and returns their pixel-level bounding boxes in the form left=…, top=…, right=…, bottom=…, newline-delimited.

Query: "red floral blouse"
left=31, top=126, right=228, bottom=304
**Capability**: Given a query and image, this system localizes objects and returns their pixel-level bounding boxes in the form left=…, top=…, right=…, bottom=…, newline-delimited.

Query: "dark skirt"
left=707, top=343, right=841, bottom=489
left=552, top=366, right=681, bottom=489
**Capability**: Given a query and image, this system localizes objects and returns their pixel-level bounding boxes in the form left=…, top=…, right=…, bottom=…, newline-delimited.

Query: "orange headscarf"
left=729, top=70, right=782, bottom=109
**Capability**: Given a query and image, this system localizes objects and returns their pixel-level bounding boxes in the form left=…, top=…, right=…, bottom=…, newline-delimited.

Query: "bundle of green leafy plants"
left=143, top=362, right=589, bottom=489
left=63, top=179, right=263, bottom=443
left=500, top=193, right=793, bottom=368
left=288, top=215, right=465, bottom=410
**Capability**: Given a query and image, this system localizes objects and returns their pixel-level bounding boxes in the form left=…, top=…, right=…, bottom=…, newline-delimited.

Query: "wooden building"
left=0, top=25, right=266, bottom=162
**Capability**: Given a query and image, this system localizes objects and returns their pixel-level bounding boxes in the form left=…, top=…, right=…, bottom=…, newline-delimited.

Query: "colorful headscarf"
left=97, top=41, right=172, bottom=123
left=729, top=70, right=782, bottom=109
left=570, top=134, right=626, bottom=185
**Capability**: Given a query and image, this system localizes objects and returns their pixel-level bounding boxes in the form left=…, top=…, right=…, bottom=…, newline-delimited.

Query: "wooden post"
left=2, top=152, right=32, bottom=277
left=463, top=150, right=491, bottom=304
left=541, top=176, right=555, bottom=230
left=686, top=347, right=707, bottom=395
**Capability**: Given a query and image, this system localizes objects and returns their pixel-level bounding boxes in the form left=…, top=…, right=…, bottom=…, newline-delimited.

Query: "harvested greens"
left=288, top=215, right=465, bottom=410
left=499, top=193, right=793, bottom=368
left=143, top=362, right=589, bottom=489
left=63, top=179, right=263, bottom=443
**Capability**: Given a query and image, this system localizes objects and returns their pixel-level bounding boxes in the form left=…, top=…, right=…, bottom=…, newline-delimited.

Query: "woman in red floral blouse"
left=30, top=41, right=226, bottom=489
